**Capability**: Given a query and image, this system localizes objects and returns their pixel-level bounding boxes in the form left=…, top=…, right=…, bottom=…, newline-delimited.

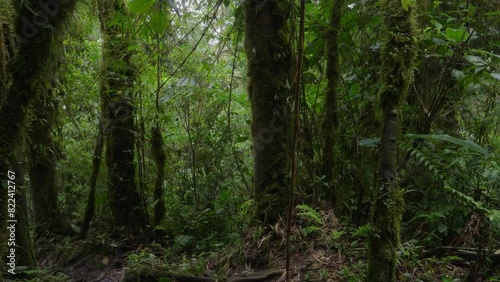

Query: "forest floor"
left=43, top=229, right=471, bottom=282
left=15, top=209, right=492, bottom=282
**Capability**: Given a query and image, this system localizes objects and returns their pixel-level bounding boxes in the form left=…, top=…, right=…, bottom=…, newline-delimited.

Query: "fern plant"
left=404, top=134, right=500, bottom=245
left=296, top=204, right=323, bottom=237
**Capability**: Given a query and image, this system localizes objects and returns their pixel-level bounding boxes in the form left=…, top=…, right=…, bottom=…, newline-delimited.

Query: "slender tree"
left=366, top=0, right=417, bottom=281
left=321, top=0, right=344, bottom=207
left=98, top=0, right=148, bottom=233
left=80, top=118, right=105, bottom=239
left=244, top=0, right=293, bottom=225
left=151, top=124, right=166, bottom=227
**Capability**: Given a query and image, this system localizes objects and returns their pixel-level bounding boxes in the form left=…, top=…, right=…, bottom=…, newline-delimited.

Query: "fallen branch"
left=228, top=270, right=284, bottom=282
left=423, top=246, right=500, bottom=264
left=122, top=268, right=285, bottom=282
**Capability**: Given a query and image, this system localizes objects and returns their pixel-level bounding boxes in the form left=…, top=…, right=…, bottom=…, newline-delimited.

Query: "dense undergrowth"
left=11, top=202, right=499, bottom=281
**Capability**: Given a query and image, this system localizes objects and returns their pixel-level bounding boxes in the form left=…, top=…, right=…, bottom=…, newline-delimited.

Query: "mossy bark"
left=11, top=162, right=37, bottom=269
left=321, top=0, right=344, bottom=208
left=0, top=0, right=77, bottom=170
left=0, top=2, right=13, bottom=102
left=28, top=78, right=64, bottom=236
left=98, top=0, right=148, bottom=233
left=0, top=22, right=8, bottom=99
left=366, top=0, right=416, bottom=281
left=244, top=0, right=293, bottom=225
left=0, top=0, right=76, bottom=274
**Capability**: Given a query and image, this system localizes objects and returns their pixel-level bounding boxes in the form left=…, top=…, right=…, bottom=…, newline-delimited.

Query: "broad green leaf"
left=451, top=69, right=464, bottom=81
left=150, top=11, right=169, bottom=33
left=430, top=20, right=442, bottom=31
left=464, top=55, right=487, bottom=66
left=489, top=73, right=500, bottom=80
left=401, top=0, right=416, bottom=11
left=445, top=27, right=468, bottom=42
left=236, top=136, right=248, bottom=143
left=129, top=0, right=154, bottom=13
left=489, top=210, right=500, bottom=223
left=406, top=134, right=489, bottom=156
left=438, top=223, right=447, bottom=233
left=359, top=138, right=380, bottom=148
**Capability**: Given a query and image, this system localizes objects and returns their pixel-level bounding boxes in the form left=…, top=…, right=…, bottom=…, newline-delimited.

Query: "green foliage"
left=407, top=134, right=489, bottom=156
left=297, top=204, right=323, bottom=225
left=403, top=135, right=500, bottom=245
left=10, top=0, right=498, bottom=280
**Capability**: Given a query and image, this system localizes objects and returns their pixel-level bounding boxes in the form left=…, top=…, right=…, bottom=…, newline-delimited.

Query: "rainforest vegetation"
left=0, top=0, right=499, bottom=281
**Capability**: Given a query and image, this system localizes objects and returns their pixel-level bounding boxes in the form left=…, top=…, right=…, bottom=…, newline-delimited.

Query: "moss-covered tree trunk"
left=28, top=77, right=64, bottom=236
left=0, top=0, right=76, bottom=274
left=320, top=0, right=344, bottom=208
left=0, top=2, right=13, bottom=103
left=11, top=161, right=37, bottom=270
left=244, top=0, right=292, bottom=225
left=0, top=0, right=76, bottom=169
left=98, top=0, right=148, bottom=233
left=366, top=0, right=416, bottom=281
left=0, top=5, right=13, bottom=278
left=0, top=21, right=8, bottom=99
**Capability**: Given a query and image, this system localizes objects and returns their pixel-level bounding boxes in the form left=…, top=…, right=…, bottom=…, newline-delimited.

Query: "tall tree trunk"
left=151, top=124, right=166, bottom=227
left=11, top=160, right=37, bottom=269
left=244, top=0, right=293, bottom=225
left=0, top=21, right=8, bottom=99
left=0, top=2, right=14, bottom=103
left=98, top=0, right=148, bottom=233
left=0, top=0, right=76, bottom=274
left=366, top=0, right=417, bottom=281
left=321, top=0, right=344, bottom=208
left=28, top=78, right=64, bottom=235
left=26, top=15, right=70, bottom=235
left=80, top=118, right=105, bottom=239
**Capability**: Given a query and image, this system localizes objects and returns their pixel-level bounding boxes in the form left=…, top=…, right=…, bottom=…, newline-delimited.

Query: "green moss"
left=98, top=0, right=147, bottom=233
left=244, top=0, right=293, bottom=225
left=367, top=0, right=416, bottom=281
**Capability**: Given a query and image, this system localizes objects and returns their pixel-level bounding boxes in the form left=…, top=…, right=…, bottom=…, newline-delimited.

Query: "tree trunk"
left=98, top=0, right=148, bottom=233
left=0, top=20, right=8, bottom=99
left=366, top=0, right=417, bottom=281
left=0, top=0, right=76, bottom=273
left=244, top=0, right=293, bottom=225
left=28, top=80, right=64, bottom=235
left=11, top=161, right=37, bottom=269
left=151, top=124, right=166, bottom=227
left=321, top=0, right=344, bottom=208
left=80, top=118, right=105, bottom=239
